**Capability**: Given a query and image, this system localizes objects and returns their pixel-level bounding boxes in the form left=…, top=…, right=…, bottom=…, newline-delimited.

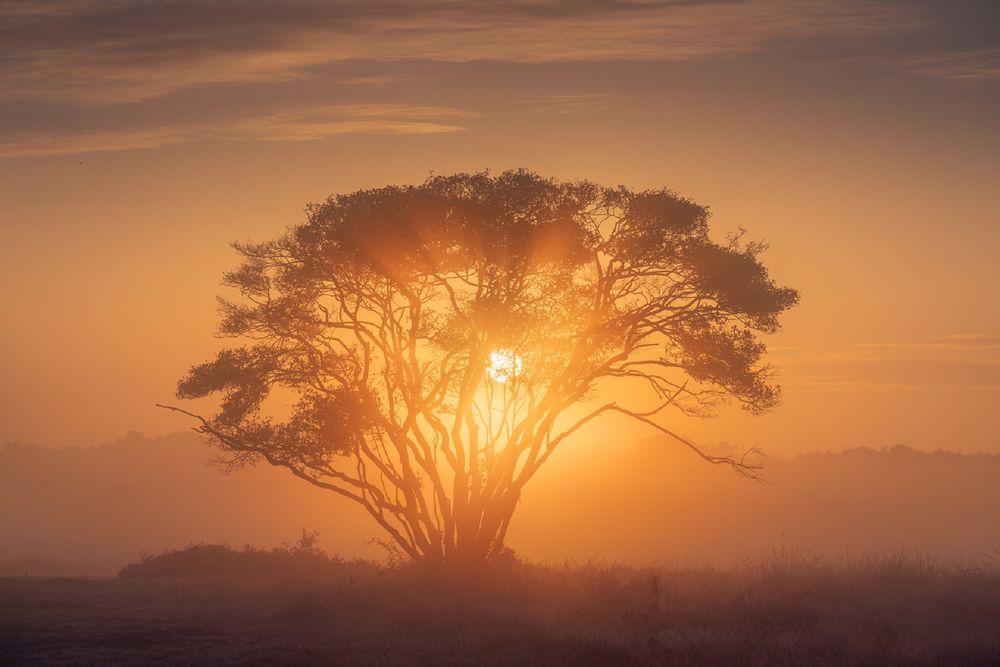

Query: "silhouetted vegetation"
left=167, top=170, right=798, bottom=568
left=118, top=530, right=377, bottom=581
left=3, top=548, right=999, bottom=665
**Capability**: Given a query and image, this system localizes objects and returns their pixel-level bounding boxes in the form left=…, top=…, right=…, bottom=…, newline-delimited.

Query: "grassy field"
left=2, top=547, right=1000, bottom=666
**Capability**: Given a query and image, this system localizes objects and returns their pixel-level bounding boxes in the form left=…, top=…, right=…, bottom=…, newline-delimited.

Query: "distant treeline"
left=1, top=433, right=998, bottom=575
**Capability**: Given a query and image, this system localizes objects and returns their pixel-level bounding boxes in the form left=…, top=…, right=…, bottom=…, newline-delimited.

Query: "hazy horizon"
left=4, top=430, right=998, bottom=576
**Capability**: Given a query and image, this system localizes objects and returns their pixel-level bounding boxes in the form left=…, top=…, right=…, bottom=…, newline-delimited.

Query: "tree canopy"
left=168, top=169, right=798, bottom=566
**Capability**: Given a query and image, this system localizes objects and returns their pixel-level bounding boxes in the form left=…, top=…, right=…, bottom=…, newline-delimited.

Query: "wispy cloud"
left=340, top=75, right=409, bottom=87
left=852, top=334, right=1000, bottom=353
left=0, top=0, right=920, bottom=104
left=0, top=104, right=471, bottom=158
left=519, top=93, right=614, bottom=115
left=775, top=334, right=1000, bottom=392
left=907, top=49, right=1000, bottom=81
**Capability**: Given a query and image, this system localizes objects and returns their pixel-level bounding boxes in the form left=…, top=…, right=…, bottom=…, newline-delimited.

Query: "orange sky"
left=1, top=0, right=998, bottom=455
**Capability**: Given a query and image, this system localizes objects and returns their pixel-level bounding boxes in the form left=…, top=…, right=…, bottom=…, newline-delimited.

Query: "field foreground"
left=2, top=551, right=1000, bottom=666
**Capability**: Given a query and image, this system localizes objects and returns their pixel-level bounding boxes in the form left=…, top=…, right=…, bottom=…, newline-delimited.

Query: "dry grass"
left=2, top=546, right=1000, bottom=665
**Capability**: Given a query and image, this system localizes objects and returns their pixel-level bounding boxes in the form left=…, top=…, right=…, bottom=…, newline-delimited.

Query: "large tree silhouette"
left=165, top=170, right=798, bottom=566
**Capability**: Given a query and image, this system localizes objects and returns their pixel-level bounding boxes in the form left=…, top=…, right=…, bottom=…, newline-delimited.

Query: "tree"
left=163, top=170, right=798, bottom=567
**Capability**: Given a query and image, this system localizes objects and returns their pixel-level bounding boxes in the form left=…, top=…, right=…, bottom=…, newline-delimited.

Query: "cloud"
left=519, top=94, right=614, bottom=115
left=0, top=0, right=920, bottom=104
left=0, top=0, right=102, bottom=18
left=0, top=104, right=471, bottom=158
left=339, top=75, right=409, bottom=87
left=907, top=49, right=1000, bottom=81
left=782, top=360, right=1000, bottom=393
left=853, top=333, right=1000, bottom=352
left=775, top=333, right=1000, bottom=392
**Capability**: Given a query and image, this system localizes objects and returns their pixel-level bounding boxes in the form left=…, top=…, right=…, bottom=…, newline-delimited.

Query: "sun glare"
left=486, top=348, right=523, bottom=384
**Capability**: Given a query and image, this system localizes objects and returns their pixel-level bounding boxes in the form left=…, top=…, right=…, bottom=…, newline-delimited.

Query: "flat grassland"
left=3, top=550, right=1000, bottom=666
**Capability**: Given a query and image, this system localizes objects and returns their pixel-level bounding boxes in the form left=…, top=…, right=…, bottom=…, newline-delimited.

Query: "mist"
left=3, top=432, right=997, bottom=576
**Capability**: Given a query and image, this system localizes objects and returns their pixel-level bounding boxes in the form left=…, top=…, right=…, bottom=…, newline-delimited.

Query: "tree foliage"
left=168, top=170, right=798, bottom=565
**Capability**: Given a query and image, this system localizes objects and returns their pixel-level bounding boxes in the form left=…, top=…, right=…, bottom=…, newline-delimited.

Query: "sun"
left=486, top=348, right=523, bottom=384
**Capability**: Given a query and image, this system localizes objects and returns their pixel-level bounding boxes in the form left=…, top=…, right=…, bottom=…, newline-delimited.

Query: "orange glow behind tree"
left=163, top=169, right=798, bottom=567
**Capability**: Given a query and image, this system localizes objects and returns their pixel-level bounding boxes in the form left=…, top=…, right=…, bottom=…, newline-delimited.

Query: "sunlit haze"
left=2, top=2, right=997, bottom=458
